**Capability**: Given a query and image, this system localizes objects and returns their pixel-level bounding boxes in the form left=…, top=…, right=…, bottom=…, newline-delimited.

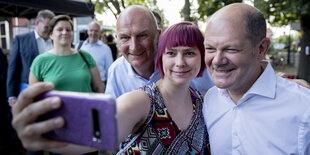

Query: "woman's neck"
left=51, top=45, right=74, bottom=56
left=156, top=78, right=194, bottom=131
left=156, top=79, right=191, bottom=106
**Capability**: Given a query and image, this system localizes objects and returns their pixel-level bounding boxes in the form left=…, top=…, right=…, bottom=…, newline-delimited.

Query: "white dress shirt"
left=203, top=62, right=310, bottom=155
left=105, top=56, right=160, bottom=98
left=34, top=30, right=53, bottom=54
left=77, top=39, right=113, bottom=82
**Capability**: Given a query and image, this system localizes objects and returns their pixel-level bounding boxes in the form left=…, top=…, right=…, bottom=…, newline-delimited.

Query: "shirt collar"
left=123, top=56, right=159, bottom=81
left=123, top=57, right=136, bottom=76
left=84, top=38, right=103, bottom=46
left=246, top=61, right=276, bottom=99
left=34, top=30, right=40, bottom=39
left=34, top=30, right=44, bottom=40
left=34, top=30, right=51, bottom=42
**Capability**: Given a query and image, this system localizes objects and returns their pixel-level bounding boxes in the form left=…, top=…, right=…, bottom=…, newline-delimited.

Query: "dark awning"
left=0, top=0, right=94, bottom=19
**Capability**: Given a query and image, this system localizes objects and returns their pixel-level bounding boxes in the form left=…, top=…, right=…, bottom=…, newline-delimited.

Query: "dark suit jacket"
left=0, top=48, right=7, bottom=102
left=6, top=31, right=39, bottom=98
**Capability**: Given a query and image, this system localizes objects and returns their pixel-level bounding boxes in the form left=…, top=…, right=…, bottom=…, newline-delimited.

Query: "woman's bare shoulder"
left=116, top=89, right=151, bottom=117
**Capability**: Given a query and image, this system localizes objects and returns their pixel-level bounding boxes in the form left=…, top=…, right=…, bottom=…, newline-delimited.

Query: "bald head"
left=207, top=3, right=266, bottom=46
left=117, top=5, right=158, bottom=32
left=88, top=21, right=101, bottom=29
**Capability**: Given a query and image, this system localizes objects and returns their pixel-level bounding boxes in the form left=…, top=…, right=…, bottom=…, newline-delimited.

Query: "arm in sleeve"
left=105, top=66, right=120, bottom=98
left=104, top=47, right=113, bottom=80
left=6, top=36, right=21, bottom=98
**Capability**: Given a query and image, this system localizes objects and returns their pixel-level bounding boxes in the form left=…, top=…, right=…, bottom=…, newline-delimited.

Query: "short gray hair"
left=88, top=21, right=101, bottom=30
left=244, top=9, right=266, bottom=46
left=37, top=10, right=55, bottom=21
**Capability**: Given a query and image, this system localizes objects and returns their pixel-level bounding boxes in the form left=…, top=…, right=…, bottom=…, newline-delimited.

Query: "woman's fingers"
left=19, top=117, right=66, bottom=151
left=12, top=82, right=54, bottom=116
left=12, top=96, right=62, bottom=132
left=11, top=82, right=68, bottom=151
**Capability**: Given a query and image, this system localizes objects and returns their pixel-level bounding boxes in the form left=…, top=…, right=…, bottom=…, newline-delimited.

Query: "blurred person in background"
left=76, top=21, right=113, bottom=91
left=29, top=15, right=104, bottom=93
left=7, top=10, right=55, bottom=106
left=106, top=34, right=118, bottom=61
left=0, top=48, right=15, bottom=154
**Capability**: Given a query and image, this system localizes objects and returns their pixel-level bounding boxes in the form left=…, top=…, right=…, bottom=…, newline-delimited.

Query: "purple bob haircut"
left=155, top=21, right=206, bottom=78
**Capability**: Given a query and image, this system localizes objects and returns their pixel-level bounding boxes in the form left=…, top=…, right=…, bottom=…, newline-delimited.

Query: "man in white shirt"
left=77, top=21, right=113, bottom=90
left=7, top=10, right=54, bottom=106
left=203, top=3, right=310, bottom=154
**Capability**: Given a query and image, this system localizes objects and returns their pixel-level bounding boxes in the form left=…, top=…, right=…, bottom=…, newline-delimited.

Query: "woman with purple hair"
left=116, top=21, right=210, bottom=154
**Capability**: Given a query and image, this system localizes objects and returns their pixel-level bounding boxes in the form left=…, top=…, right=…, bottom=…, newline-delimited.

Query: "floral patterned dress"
left=117, top=83, right=211, bottom=155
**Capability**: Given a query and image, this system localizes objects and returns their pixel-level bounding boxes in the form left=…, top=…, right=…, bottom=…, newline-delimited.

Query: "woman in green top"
left=29, top=15, right=104, bottom=93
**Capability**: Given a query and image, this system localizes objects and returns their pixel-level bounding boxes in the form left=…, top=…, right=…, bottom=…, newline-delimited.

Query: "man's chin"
left=213, top=80, right=232, bottom=89
left=128, top=60, right=144, bottom=67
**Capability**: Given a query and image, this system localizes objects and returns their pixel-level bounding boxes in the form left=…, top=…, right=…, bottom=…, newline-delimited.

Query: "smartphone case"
left=35, top=91, right=118, bottom=151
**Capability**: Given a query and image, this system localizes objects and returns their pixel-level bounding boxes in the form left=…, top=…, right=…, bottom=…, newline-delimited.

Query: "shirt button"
left=234, top=132, right=238, bottom=137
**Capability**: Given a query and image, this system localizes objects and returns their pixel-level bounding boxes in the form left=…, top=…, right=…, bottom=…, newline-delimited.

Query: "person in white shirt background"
left=203, top=3, right=310, bottom=155
left=77, top=21, right=113, bottom=91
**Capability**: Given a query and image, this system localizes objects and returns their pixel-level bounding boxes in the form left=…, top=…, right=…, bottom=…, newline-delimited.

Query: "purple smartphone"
left=35, top=91, right=118, bottom=151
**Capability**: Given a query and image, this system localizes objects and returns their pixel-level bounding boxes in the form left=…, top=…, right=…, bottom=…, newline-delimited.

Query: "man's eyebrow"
left=117, top=30, right=149, bottom=36
left=117, top=32, right=128, bottom=36
left=137, top=30, right=149, bottom=34
left=204, top=42, right=213, bottom=47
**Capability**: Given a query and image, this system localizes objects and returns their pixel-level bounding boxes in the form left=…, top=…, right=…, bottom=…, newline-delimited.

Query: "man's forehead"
left=88, top=22, right=100, bottom=29
left=205, top=16, right=245, bottom=37
left=118, top=15, right=153, bottom=27
left=116, top=18, right=155, bottom=36
left=88, top=26, right=100, bottom=31
left=117, top=27, right=152, bottom=36
left=117, top=7, right=156, bottom=30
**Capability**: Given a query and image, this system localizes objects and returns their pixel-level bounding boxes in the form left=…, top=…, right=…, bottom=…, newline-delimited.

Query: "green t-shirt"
left=30, top=50, right=96, bottom=92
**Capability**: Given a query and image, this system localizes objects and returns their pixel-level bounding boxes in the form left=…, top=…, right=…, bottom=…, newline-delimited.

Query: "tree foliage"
left=196, top=0, right=310, bottom=25
left=196, top=0, right=241, bottom=21
left=254, top=0, right=310, bottom=81
left=92, top=0, right=146, bottom=19
left=254, top=0, right=310, bottom=26
left=91, top=0, right=167, bottom=27
left=92, top=0, right=163, bottom=19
